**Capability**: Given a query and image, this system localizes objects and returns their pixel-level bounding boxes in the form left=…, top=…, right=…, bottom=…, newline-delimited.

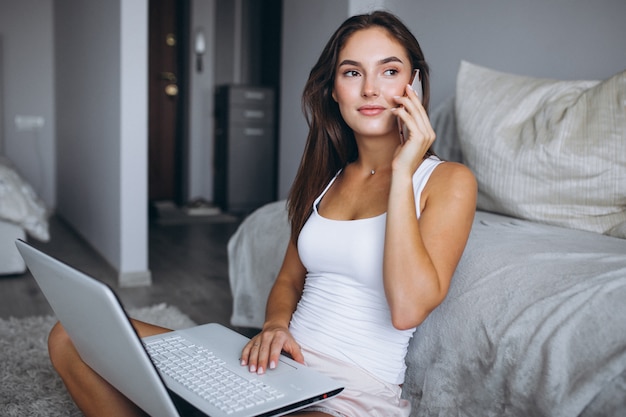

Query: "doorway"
left=148, top=0, right=189, bottom=205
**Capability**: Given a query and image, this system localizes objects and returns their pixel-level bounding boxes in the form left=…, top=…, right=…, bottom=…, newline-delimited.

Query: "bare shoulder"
left=430, top=161, right=476, bottom=194
left=423, top=161, right=477, bottom=210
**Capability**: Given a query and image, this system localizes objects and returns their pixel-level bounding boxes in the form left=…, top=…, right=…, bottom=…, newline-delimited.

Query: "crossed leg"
left=48, top=319, right=171, bottom=416
left=48, top=320, right=333, bottom=416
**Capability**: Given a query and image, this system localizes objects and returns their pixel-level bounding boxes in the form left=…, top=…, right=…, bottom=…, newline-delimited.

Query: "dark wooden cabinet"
left=214, top=85, right=276, bottom=214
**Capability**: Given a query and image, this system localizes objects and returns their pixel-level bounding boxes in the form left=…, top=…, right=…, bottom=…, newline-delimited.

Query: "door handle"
left=165, top=84, right=179, bottom=97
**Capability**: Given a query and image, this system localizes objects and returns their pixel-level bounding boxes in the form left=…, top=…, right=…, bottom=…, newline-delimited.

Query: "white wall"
left=119, top=0, right=149, bottom=283
left=0, top=0, right=55, bottom=207
left=277, top=0, right=626, bottom=198
left=55, top=0, right=149, bottom=286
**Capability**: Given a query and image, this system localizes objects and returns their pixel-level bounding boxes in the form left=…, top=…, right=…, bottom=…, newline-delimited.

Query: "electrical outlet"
left=14, top=115, right=45, bottom=132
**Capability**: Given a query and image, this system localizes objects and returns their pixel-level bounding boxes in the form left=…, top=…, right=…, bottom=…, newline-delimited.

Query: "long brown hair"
left=287, top=10, right=431, bottom=242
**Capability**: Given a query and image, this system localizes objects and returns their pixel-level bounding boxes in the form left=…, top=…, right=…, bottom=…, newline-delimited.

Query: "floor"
left=0, top=211, right=251, bottom=332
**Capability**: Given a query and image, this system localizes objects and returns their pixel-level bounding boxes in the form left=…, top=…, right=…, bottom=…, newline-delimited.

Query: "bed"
left=0, top=156, right=49, bottom=275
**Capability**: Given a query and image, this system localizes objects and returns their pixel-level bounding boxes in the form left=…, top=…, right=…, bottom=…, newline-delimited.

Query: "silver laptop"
left=16, top=240, right=343, bottom=417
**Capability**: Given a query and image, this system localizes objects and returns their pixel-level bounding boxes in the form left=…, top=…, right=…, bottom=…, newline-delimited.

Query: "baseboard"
left=118, top=269, right=152, bottom=287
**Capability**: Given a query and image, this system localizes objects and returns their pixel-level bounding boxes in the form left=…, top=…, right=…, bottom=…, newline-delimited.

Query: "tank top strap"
left=313, top=170, right=342, bottom=213
left=412, top=156, right=444, bottom=217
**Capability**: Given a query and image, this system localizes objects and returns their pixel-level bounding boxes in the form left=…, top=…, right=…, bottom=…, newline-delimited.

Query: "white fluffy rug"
left=0, top=304, right=196, bottom=416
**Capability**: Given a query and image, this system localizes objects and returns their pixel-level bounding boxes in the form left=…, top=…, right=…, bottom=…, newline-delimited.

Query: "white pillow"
left=455, top=61, right=626, bottom=238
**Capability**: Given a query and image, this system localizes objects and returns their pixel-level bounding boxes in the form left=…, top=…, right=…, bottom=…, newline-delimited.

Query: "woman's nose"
left=361, top=76, right=379, bottom=97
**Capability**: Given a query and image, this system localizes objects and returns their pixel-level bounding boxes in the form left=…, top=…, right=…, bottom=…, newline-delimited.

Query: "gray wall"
left=278, top=0, right=350, bottom=198
left=55, top=0, right=150, bottom=286
left=277, top=0, right=626, bottom=197
left=0, top=0, right=55, bottom=206
left=188, top=0, right=217, bottom=202
left=389, top=0, right=626, bottom=109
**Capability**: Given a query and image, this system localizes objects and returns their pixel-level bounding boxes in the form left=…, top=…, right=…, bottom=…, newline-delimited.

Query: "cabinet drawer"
left=228, top=87, right=274, bottom=105
left=228, top=104, right=273, bottom=125
left=228, top=126, right=274, bottom=142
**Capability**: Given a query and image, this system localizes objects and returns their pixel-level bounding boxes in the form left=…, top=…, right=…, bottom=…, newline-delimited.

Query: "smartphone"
left=412, top=69, right=423, bottom=104
left=399, top=69, right=423, bottom=143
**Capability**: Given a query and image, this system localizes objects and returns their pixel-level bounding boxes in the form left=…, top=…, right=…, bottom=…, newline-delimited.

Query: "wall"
left=119, top=0, right=149, bottom=283
left=0, top=36, right=3, bottom=152
left=387, top=0, right=626, bottom=109
left=0, top=0, right=233, bottom=286
left=278, top=0, right=349, bottom=198
left=190, top=0, right=268, bottom=203
left=55, top=0, right=149, bottom=286
left=188, top=0, right=217, bottom=201
left=277, top=0, right=626, bottom=198
left=0, top=0, right=55, bottom=207
left=214, top=0, right=238, bottom=86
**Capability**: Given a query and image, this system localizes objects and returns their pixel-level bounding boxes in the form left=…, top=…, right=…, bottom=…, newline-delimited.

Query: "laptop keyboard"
left=144, top=335, right=285, bottom=415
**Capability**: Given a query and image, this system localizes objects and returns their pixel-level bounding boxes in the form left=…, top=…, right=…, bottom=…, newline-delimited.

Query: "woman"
left=48, top=10, right=476, bottom=417
left=238, top=10, right=476, bottom=416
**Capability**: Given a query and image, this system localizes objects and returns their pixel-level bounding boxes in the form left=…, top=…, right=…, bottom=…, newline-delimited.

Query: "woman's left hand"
left=390, top=83, right=436, bottom=174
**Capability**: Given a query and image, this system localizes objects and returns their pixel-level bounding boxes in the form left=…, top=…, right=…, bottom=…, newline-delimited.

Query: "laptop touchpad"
left=270, top=358, right=297, bottom=374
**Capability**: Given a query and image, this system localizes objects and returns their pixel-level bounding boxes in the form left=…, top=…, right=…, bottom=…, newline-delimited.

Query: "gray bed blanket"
left=227, top=203, right=626, bottom=416
left=228, top=200, right=290, bottom=329
left=404, top=211, right=626, bottom=416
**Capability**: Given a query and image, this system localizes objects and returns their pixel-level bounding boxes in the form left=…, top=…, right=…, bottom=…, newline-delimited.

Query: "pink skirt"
left=295, top=344, right=411, bottom=417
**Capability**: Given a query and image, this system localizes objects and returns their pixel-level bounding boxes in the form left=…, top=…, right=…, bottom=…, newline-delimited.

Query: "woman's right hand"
left=240, top=324, right=305, bottom=374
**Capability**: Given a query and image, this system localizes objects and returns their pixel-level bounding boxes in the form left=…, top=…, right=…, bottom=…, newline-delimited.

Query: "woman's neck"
left=351, top=133, right=398, bottom=176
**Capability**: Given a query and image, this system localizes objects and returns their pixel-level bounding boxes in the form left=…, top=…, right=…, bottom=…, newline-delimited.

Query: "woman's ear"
left=331, top=89, right=337, bottom=102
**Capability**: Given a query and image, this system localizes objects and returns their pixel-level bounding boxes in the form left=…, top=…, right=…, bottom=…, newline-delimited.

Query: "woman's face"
left=332, top=26, right=413, bottom=140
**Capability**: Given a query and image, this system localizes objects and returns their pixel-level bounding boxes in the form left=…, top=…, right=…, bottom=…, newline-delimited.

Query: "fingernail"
left=407, top=83, right=414, bottom=91
left=257, top=366, right=264, bottom=375
left=269, top=361, right=276, bottom=370
left=240, top=359, right=246, bottom=366
left=249, top=365, right=256, bottom=373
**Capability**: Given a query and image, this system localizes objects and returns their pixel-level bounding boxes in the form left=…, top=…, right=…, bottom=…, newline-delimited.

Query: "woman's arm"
left=384, top=163, right=476, bottom=330
left=386, top=84, right=477, bottom=330
left=240, top=239, right=307, bottom=374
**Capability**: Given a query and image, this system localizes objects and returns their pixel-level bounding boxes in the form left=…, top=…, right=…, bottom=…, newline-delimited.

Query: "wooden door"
left=148, top=0, right=188, bottom=203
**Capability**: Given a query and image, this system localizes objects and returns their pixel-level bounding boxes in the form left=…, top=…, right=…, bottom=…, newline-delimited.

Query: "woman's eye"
left=384, top=69, right=399, bottom=76
left=344, top=70, right=360, bottom=77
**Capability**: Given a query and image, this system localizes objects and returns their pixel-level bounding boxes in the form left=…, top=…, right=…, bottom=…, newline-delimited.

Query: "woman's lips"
left=358, top=105, right=386, bottom=116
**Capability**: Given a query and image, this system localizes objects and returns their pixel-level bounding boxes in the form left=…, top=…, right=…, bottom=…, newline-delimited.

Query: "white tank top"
left=289, top=156, right=443, bottom=384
